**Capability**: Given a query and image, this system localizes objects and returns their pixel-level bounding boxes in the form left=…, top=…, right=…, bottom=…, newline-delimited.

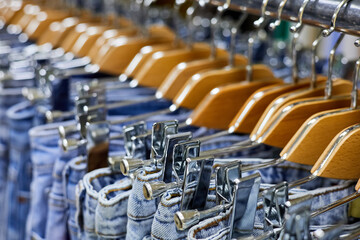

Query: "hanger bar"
left=208, top=0, right=360, bottom=37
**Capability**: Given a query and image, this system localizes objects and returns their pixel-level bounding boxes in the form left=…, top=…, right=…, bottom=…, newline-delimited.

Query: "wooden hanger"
left=37, top=17, right=81, bottom=47
left=94, top=25, right=176, bottom=75
left=310, top=122, right=360, bottom=180
left=171, top=17, right=275, bottom=111
left=256, top=34, right=355, bottom=148
left=251, top=30, right=353, bottom=142
left=226, top=0, right=323, bottom=135
left=11, top=3, right=41, bottom=32
left=130, top=1, right=219, bottom=89
left=121, top=42, right=183, bottom=80
left=86, top=27, right=140, bottom=61
left=1, top=0, right=26, bottom=25
left=281, top=55, right=360, bottom=166
left=187, top=14, right=284, bottom=130
left=24, top=7, right=70, bottom=41
left=155, top=4, right=247, bottom=101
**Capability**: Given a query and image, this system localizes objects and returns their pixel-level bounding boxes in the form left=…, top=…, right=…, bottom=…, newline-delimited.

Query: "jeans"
left=95, top=177, right=132, bottom=239
left=5, top=101, right=35, bottom=240
left=0, top=87, right=24, bottom=238
left=126, top=166, right=163, bottom=240
left=151, top=187, right=217, bottom=240
left=76, top=167, right=126, bottom=240
left=63, top=156, right=87, bottom=240
left=187, top=161, right=354, bottom=239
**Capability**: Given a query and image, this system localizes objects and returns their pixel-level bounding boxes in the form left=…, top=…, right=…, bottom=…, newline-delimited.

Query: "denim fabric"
left=76, top=168, right=126, bottom=240
left=187, top=208, right=233, bottom=240
left=151, top=187, right=217, bottom=240
left=95, top=177, right=132, bottom=239
left=0, top=87, right=24, bottom=238
left=43, top=116, right=130, bottom=240
left=126, top=166, right=163, bottom=240
left=27, top=121, right=78, bottom=240
left=63, top=156, right=87, bottom=240
left=187, top=161, right=354, bottom=240
left=5, top=101, right=35, bottom=240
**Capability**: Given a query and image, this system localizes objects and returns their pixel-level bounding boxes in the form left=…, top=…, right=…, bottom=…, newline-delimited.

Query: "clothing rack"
left=209, top=0, right=360, bottom=37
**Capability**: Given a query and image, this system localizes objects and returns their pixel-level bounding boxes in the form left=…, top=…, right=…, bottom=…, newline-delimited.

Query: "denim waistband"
left=126, top=166, right=163, bottom=240
left=76, top=167, right=125, bottom=239
left=95, top=177, right=132, bottom=239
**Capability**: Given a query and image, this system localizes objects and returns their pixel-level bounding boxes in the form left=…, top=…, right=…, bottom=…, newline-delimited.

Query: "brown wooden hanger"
left=251, top=30, right=353, bottom=143
left=281, top=55, right=360, bottom=166
left=187, top=20, right=284, bottom=130
left=155, top=4, right=246, bottom=101
left=121, top=42, right=182, bottom=80
left=254, top=34, right=354, bottom=148
left=127, top=1, right=221, bottom=88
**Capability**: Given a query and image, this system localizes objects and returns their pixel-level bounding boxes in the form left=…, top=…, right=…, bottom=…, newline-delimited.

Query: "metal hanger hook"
left=325, top=33, right=345, bottom=99
left=253, top=0, right=270, bottom=28
left=322, top=0, right=352, bottom=37
left=290, top=0, right=311, bottom=33
left=210, top=2, right=230, bottom=58
left=269, top=0, right=288, bottom=31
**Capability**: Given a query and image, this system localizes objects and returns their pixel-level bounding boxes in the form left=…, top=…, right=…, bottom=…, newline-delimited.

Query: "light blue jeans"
left=95, top=177, right=132, bottom=239
left=76, top=167, right=127, bottom=240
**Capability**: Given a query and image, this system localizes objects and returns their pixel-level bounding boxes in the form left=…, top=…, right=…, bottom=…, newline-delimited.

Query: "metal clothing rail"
left=210, top=0, right=360, bottom=37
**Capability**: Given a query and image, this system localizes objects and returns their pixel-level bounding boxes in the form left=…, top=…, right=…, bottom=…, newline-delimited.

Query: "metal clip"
left=123, top=121, right=147, bottom=157
left=143, top=139, right=200, bottom=200
left=262, top=182, right=289, bottom=228
left=279, top=194, right=313, bottom=240
left=120, top=120, right=179, bottom=175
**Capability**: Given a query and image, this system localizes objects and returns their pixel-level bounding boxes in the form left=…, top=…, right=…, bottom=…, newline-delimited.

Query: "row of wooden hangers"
left=2, top=0, right=360, bottom=220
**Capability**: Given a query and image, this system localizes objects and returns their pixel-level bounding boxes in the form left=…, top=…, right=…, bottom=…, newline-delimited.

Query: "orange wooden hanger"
left=170, top=19, right=274, bottom=111
left=93, top=25, right=176, bottom=75
left=280, top=54, right=360, bottom=166
left=187, top=17, right=284, bottom=130
left=253, top=34, right=354, bottom=149
left=155, top=4, right=247, bottom=101
left=251, top=30, right=353, bottom=143
left=128, top=1, right=220, bottom=89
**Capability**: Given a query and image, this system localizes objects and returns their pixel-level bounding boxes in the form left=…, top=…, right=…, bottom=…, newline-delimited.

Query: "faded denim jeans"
left=5, top=101, right=35, bottom=240
left=126, top=166, right=163, bottom=240
left=187, top=161, right=354, bottom=239
left=95, top=177, right=132, bottom=239
left=75, top=168, right=127, bottom=240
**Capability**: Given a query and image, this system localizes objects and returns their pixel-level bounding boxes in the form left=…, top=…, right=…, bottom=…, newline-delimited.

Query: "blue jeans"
left=0, top=87, right=24, bottom=238
left=76, top=168, right=126, bottom=240
left=95, top=177, right=132, bottom=239
left=26, top=121, right=80, bottom=240
left=151, top=187, right=217, bottom=240
left=187, top=161, right=354, bottom=239
left=5, top=101, right=35, bottom=240
left=126, top=166, right=163, bottom=240
left=63, top=156, right=87, bottom=240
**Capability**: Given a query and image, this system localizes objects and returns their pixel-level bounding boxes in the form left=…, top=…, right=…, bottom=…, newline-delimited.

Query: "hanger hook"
left=253, top=0, right=270, bottom=28
left=229, top=12, right=248, bottom=67
left=325, top=33, right=345, bottom=99
left=210, top=2, right=230, bottom=59
left=269, top=0, right=288, bottom=31
left=351, top=43, right=360, bottom=109
left=290, top=0, right=311, bottom=33
left=322, top=0, right=351, bottom=37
